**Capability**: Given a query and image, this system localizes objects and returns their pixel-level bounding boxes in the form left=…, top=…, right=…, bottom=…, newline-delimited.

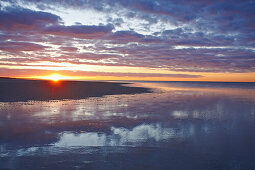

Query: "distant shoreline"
left=0, top=78, right=151, bottom=102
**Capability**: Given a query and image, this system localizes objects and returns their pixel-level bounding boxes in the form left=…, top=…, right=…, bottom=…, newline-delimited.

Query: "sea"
left=1, top=81, right=255, bottom=169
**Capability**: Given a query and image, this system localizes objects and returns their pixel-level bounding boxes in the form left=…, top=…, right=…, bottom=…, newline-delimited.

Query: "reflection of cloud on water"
left=111, top=124, right=176, bottom=144
left=54, top=123, right=193, bottom=147
left=172, top=110, right=189, bottom=119
left=1, top=82, right=255, bottom=159
left=1, top=82, right=255, bottom=127
left=55, top=133, right=107, bottom=147
left=1, top=123, right=196, bottom=157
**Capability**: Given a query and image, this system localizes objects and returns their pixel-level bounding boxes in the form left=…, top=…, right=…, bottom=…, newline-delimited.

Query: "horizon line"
left=1, top=76, right=255, bottom=83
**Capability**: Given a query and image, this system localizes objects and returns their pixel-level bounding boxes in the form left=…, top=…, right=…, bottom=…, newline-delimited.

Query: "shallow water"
left=1, top=82, right=255, bottom=169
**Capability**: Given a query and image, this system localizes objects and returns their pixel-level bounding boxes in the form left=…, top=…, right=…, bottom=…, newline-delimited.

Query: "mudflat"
left=0, top=78, right=151, bottom=102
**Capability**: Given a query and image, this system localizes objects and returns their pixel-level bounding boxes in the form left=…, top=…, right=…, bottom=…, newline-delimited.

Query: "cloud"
left=108, top=30, right=144, bottom=42
left=44, top=24, right=114, bottom=39
left=71, top=71, right=204, bottom=78
left=0, top=41, right=49, bottom=52
left=0, top=68, right=203, bottom=78
left=0, top=0, right=254, bottom=77
left=0, top=6, right=60, bottom=32
left=59, top=46, right=78, bottom=52
left=0, top=6, right=114, bottom=39
left=7, top=0, right=254, bottom=31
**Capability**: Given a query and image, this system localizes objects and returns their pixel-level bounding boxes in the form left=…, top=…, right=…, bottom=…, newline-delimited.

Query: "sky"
left=0, top=0, right=255, bottom=82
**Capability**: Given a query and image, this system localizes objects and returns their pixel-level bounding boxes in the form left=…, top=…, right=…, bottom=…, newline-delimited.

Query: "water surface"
left=1, top=81, right=255, bottom=169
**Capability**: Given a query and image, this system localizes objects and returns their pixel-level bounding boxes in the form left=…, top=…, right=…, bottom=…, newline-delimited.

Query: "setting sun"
left=45, top=74, right=62, bottom=81
left=30, top=74, right=76, bottom=81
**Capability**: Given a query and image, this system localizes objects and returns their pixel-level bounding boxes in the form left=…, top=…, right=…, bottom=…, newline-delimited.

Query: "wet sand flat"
left=0, top=78, right=151, bottom=102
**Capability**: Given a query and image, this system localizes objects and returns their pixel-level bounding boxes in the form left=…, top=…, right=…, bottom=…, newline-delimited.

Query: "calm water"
left=1, top=82, right=255, bottom=170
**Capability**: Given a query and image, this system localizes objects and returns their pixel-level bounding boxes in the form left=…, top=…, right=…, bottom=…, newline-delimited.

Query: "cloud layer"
left=0, top=0, right=255, bottom=79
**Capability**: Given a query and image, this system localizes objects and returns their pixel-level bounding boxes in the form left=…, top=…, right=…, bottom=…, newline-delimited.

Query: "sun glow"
left=31, top=74, right=76, bottom=81
left=47, top=74, right=62, bottom=81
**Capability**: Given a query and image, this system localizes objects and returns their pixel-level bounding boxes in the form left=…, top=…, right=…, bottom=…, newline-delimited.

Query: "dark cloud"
left=0, top=6, right=60, bottom=32
left=108, top=30, right=144, bottom=43
left=70, top=53, right=121, bottom=60
left=44, top=24, right=114, bottom=39
left=0, top=6, right=114, bottom=38
left=0, top=41, right=48, bottom=52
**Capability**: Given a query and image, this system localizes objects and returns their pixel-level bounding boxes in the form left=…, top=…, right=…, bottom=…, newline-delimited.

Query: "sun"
left=47, top=74, right=62, bottom=82
left=28, top=73, right=84, bottom=81
left=39, top=74, right=67, bottom=82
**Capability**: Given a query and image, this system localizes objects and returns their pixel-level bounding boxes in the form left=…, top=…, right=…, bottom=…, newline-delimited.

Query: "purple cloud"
left=44, top=24, right=114, bottom=39
left=0, top=1, right=254, bottom=76
left=59, top=46, right=78, bottom=52
left=0, top=42, right=48, bottom=52
left=0, top=7, right=60, bottom=32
